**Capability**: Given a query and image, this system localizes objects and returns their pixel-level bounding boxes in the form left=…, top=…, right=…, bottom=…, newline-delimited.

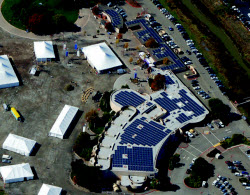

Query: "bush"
left=239, top=177, right=248, bottom=183
left=73, top=132, right=98, bottom=160
left=64, top=84, right=74, bottom=91
left=99, top=91, right=112, bottom=112
left=220, top=134, right=250, bottom=149
left=168, top=153, right=180, bottom=170
left=151, top=74, right=166, bottom=91
left=207, top=148, right=220, bottom=158
left=121, top=84, right=130, bottom=89
left=184, top=176, right=202, bottom=188
left=145, top=38, right=159, bottom=48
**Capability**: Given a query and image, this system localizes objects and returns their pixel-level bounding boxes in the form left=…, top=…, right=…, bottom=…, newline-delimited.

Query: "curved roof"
left=38, top=184, right=62, bottom=195
left=2, top=134, right=36, bottom=156
left=34, top=41, right=55, bottom=59
left=81, top=42, right=122, bottom=72
left=0, top=55, right=19, bottom=89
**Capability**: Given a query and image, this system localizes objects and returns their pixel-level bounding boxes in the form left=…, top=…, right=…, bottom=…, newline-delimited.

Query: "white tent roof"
left=49, top=105, right=78, bottom=139
left=0, top=163, right=34, bottom=183
left=34, top=41, right=55, bottom=59
left=38, top=184, right=62, bottom=195
left=2, top=133, right=36, bottom=156
left=81, top=42, right=122, bottom=72
left=0, top=55, right=19, bottom=89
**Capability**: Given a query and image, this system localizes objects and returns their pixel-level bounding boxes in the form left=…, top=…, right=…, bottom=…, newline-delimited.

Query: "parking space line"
left=181, top=148, right=197, bottom=158
left=201, top=133, right=215, bottom=146
left=210, top=131, right=220, bottom=142
left=188, top=144, right=203, bottom=153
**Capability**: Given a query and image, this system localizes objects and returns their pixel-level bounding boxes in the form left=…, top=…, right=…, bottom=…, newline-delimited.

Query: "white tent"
left=49, top=105, right=78, bottom=139
left=2, top=133, right=36, bottom=156
left=38, top=184, right=62, bottom=195
left=0, top=55, right=19, bottom=89
left=81, top=42, right=122, bottom=73
left=34, top=41, right=55, bottom=62
left=0, top=163, right=34, bottom=183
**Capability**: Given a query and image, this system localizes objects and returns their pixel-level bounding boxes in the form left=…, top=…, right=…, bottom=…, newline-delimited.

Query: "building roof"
left=49, top=105, right=78, bottom=139
left=2, top=133, right=36, bottom=156
left=38, top=184, right=62, bottom=195
left=34, top=41, right=55, bottom=59
left=95, top=70, right=208, bottom=174
left=0, top=163, right=33, bottom=182
left=0, top=55, right=19, bottom=89
left=104, top=9, right=123, bottom=28
left=81, top=42, right=122, bottom=72
left=125, top=19, right=186, bottom=72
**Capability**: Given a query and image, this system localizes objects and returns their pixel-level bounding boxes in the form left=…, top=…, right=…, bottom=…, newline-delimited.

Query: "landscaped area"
left=1, top=0, right=79, bottom=34
left=220, top=134, right=250, bottom=149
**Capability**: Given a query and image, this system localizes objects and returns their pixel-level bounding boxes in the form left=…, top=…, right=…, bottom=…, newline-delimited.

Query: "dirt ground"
left=0, top=26, right=120, bottom=194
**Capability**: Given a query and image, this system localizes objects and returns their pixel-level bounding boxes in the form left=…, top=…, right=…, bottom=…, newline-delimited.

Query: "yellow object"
left=213, top=143, right=221, bottom=147
left=189, top=129, right=194, bottom=133
left=11, top=107, right=20, bottom=120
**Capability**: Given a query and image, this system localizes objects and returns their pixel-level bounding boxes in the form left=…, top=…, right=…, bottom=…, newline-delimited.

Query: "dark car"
left=186, top=50, right=191, bottom=55
left=2, top=159, right=11, bottom=163
left=186, top=169, right=191, bottom=174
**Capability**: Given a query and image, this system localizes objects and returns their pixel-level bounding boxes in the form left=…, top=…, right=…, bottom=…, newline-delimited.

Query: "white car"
left=235, top=172, right=242, bottom=176
left=212, top=180, right=218, bottom=185
left=192, top=158, right=197, bottom=163
left=193, top=86, right=201, bottom=90
left=219, top=121, right=224, bottom=128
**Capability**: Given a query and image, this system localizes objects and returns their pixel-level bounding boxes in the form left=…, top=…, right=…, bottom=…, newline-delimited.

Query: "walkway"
left=0, top=0, right=90, bottom=40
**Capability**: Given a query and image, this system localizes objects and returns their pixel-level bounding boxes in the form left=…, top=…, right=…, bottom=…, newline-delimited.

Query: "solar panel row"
left=165, top=76, right=175, bottom=85
left=154, top=90, right=206, bottom=123
left=120, top=119, right=169, bottom=146
left=114, top=91, right=146, bottom=107
left=112, top=146, right=154, bottom=172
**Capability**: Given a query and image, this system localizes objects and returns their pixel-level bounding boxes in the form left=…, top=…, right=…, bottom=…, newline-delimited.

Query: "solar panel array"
left=154, top=89, right=206, bottom=123
left=165, top=76, right=175, bottom=85
left=125, top=19, right=186, bottom=71
left=120, top=119, right=169, bottom=146
left=112, top=146, right=154, bottom=172
left=114, top=91, right=146, bottom=107
left=148, top=121, right=165, bottom=130
left=146, top=102, right=153, bottom=106
left=105, top=9, right=122, bottom=26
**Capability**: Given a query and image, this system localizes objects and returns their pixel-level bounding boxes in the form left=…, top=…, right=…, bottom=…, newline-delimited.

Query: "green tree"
left=208, top=98, right=231, bottom=123
left=53, top=14, right=68, bottom=31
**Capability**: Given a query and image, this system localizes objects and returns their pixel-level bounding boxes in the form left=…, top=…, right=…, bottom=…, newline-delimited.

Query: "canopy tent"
left=2, top=133, right=36, bottom=156
left=49, top=105, right=78, bottom=139
left=0, top=55, right=19, bottom=89
left=0, top=163, right=34, bottom=183
left=81, top=42, right=122, bottom=73
left=38, top=184, right=62, bottom=195
left=34, top=41, right=55, bottom=62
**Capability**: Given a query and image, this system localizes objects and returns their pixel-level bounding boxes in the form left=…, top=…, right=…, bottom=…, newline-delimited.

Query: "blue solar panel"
left=112, top=146, right=154, bottom=172
left=146, top=102, right=153, bottom=106
left=148, top=121, right=165, bottom=131
left=153, top=90, right=206, bottom=123
left=114, top=91, right=146, bottom=107
left=120, top=119, right=167, bottom=146
left=105, top=9, right=122, bottom=27
left=165, top=76, right=175, bottom=85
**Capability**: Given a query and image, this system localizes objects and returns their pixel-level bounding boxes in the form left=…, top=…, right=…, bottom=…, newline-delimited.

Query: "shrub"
left=239, top=177, right=248, bottom=183
left=145, top=38, right=159, bottom=48
left=208, top=98, right=231, bottom=123
left=220, top=134, right=250, bottom=149
left=99, top=91, right=112, bottom=112
left=207, top=148, right=220, bottom=158
left=151, top=74, right=166, bottom=91
left=64, top=84, right=74, bottom=91
left=184, top=176, right=202, bottom=188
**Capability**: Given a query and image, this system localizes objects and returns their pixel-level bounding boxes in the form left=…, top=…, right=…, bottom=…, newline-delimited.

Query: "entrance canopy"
left=34, top=41, right=55, bottom=61
left=38, top=184, right=62, bottom=195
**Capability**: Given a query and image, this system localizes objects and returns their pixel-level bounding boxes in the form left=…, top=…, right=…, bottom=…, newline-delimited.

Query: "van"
left=2, top=154, right=12, bottom=160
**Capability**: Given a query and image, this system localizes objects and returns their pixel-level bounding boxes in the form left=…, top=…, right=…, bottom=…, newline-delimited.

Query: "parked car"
left=193, top=86, right=201, bottom=90
left=242, top=171, right=249, bottom=175
left=235, top=172, right=242, bottom=176
left=2, top=154, right=12, bottom=160
left=2, top=159, right=11, bottom=163
left=225, top=161, right=233, bottom=166
left=228, top=166, right=236, bottom=170
left=233, top=161, right=241, bottom=165
left=168, top=26, right=174, bottom=31
left=202, top=181, right=207, bottom=187
left=223, top=136, right=230, bottom=140
left=212, top=180, right=218, bottom=185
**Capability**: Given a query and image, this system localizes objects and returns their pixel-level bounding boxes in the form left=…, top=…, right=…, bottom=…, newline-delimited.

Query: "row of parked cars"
left=191, top=80, right=211, bottom=100
left=222, top=1, right=250, bottom=31
left=212, top=175, right=236, bottom=195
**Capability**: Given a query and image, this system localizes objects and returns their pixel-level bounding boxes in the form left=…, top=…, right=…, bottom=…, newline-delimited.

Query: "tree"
left=105, top=22, right=113, bottom=32
left=116, top=33, right=123, bottom=39
left=208, top=98, right=231, bottom=123
left=85, top=109, right=98, bottom=124
left=92, top=6, right=99, bottom=15
left=145, top=38, right=159, bottom=48
left=129, top=57, right=133, bottom=64
left=124, top=42, right=129, bottom=49
left=136, top=46, right=140, bottom=51
left=100, top=91, right=112, bottom=112
left=163, top=57, right=170, bottom=65
left=191, top=157, right=215, bottom=180
left=151, top=74, right=166, bottom=91
left=53, top=14, right=68, bottom=31
left=28, top=13, right=45, bottom=33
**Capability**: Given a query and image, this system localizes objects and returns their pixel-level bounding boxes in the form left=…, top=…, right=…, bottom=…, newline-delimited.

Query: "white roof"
left=34, top=41, right=55, bottom=59
left=0, top=163, right=34, bottom=183
left=81, top=42, right=122, bottom=72
left=49, top=105, right=78, bottom=139
left=2, top=133, right=36, bottom=156
left=0, top=55, right=19, bottom=89
left=38, top=184, right=62, bottom=195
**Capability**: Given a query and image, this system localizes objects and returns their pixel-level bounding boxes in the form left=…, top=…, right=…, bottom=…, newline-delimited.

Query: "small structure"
left=81, top=42, right=123, bottom=74
left=0, top=163, right=34, bottom=183
left=34, top=41, right=55, bottom=62
left=2, top=133, right=36, bottom=156
left=0, top=55, right=19, bottom=89
left=102, top=9, right=124, bottom=33
left=11, top=107, right=21, bottom=121
left=49, top=105, right=78, bottom=139
left=38, top=184, right=62, bottom=195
